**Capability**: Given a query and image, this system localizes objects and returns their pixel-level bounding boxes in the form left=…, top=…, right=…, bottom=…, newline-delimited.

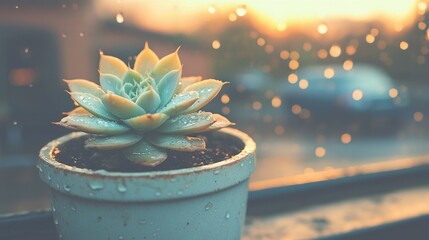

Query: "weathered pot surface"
left=38, top=128, right=256, bottom=240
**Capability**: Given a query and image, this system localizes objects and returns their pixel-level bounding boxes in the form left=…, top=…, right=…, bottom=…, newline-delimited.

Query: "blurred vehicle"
left=279, top=64, right=409, bottom=134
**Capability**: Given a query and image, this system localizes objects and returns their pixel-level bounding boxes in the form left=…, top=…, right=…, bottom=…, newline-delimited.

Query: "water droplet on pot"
left=225, top=211, right=231, bottom=219
left=117, top=180, right=127, bottom=193
left=155, top=191, right=161, bottom=197
left=177, top=190, right=184, bottom=196
left=56, top=183, right=60, bottom=189
left=63, top=184, right=71, bottom=192
left=139, top=219, right=146, bottom=225
left=59, top=234, right=62, bottom=239
left=52, top=206, right=56, bottom=212
left=70, top=203, right=76, bottom=212
left=88, top=181, right=104, bottom=190
left=213, top=169, right=221, bottom=175
left=170, top=178, right=177, bottom=182
left=152, top=232, right=157, bottom=237
left=205, top=202, right=213, bottom=211
left=54, top=219, right=58, bottom=225
left=118, top=236, right=124, bottom=240
left=47, top=174, right=52, bottom=181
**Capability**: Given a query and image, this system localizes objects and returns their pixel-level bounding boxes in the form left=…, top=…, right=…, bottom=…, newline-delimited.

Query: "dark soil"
left=53, top=132, right=244, bottom=172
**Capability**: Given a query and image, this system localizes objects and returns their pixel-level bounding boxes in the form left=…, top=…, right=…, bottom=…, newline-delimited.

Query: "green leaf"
left=178, top=76, right=202, bottom=93
left=123, top=113, right=169, bottom=132
left=158, top=91, right=199, bottom=116
left=101, top=93, right=146, bottom=119
left=148, top=135, right=206, bottom=152
left=64, top=79, right=105, bottom=98
left=85, top=134, right=143, bottom=150
left=157, top=112, right=215, bottom=134
left=122, top=69, right=144, bottom=85
left=100, top=74, right=122, bottom=95
left=152, top=49, right=182, bottom=82
left=135, top=85, right=161, bottom=113
left=99, top=54, right=128, bottom=78
left=200, top=114, right=234, bottom=132
left=122, top=140, right=167, bottom=166
left=157, top=70, right=180, bottom=108
left=56, top=115, right=129, bottom=135
left=70, top=92, right=117, bottom=120
left=134, top=42, right=159, bottom=75
left=181, top=79, right=226, bottom=114
left=63, top=107, right=92, bottom=116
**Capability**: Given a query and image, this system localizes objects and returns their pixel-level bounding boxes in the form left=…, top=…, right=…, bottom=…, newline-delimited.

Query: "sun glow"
left=96, top=0, right=420, bottom=36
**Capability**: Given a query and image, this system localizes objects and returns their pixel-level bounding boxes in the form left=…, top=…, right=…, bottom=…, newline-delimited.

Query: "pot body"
left=38, top=128, right=256, bottom=240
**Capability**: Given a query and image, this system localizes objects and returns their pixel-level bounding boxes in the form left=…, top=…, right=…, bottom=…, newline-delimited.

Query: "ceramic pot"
left=38, top=128, right=256, bottom=240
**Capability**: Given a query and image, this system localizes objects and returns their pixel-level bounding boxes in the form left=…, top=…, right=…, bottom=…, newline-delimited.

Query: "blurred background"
left=0, top=0, right=428, bottom=214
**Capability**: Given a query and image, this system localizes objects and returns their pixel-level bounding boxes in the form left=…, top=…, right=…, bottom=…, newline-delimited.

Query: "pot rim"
left=38, top=128, right=256, bottom=201
left=39, top=128, right=255, bottom=178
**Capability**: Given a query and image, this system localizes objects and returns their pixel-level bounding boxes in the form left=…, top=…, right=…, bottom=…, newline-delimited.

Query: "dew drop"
left=54, top=219, right=59, bottom=225
left=63, top=184, right=71, bottom=192
left=177, top=189, right=184, bottom=196
left=59, top=234, right=62, bottom=239
left=152, top=232, right=157, bottom=237
left=205, top=202, right=213, bottom=211
left=240, top=162, right=244, bottom=167
left=155, top=191, right=161, bottom=197
left=70, top=203, right=76, bottom=212
left=88, top=181, right=104, bottom=190
left=118, top=236, right=124, bottom=240
left=139, top=219, right=146, bottom=225
left=47, top=174, right=52, bottom=181
left=213, top=169, right=221, bottom=175
left=117, top=179, right=127, bottom=193
left=12, top=121, right=18, bottom=126
left=225, top=211, right=231, bottom=219
left=52, top=206, right=56, bottom=212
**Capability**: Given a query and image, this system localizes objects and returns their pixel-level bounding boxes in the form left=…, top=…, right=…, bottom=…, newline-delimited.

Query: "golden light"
left=208, top=5, right=216, bottom=14
left=265, top=44, right=274, bottom=54
left=276, top=22, right=287, bottom=31
left=366, top=34, right=375, bottom=44
left=222, top=106, right=231, bottom=114
left=329, top=45, right=342, bottom=57
left=291, top=104, right=302, bottom=114
left=289, top=60, right=299, bottom=70
left=299, top=79, right=308, bottom=89
left=116, top=12, right=124, bottom=23
left=221, top=94, right=230, bottom=104
left=315, top=147, right=326, bottom=158
left=400, top=41, right=409, bottom=50
left=341, top=133, right=352, bottom=144
left=228, top=13, right=237, bottom=22
left=290, top=51, right=300, bottom=60
left=317, top=24, right=328, bottom=35
left=389, top=88, right=399, bottom=98
left=343, top=60, right=353, bottom=70
left=346, top=45, right=357, bottom=55
left=352, top=89, right=364, bottom=101
left=252, top=101, right=262, bottom=110
left=303, top=42, right=312, bottom=52
left=271, top=97, right=282, bottom=108
left=324, top=67, right=335, bottom=78
left=97, top=0, right=418, bottom=36
left=257, top=37, right=266, bottom=46
left=318, top=49, right=328, bottom=59
left=274, top=125, right=285, bottom=135
left=9, top=68, right=36, bottom=87
left=212, top=40, right=221, bottom=49
left=235, top=5, right=248, bottom=16
left=418, top=22, right=427, bottom=30
left=288, top=73, right=298, bottom=83
left=414, top=112, right=424, bottom=122
left=280, top=50, right=290, bottom=60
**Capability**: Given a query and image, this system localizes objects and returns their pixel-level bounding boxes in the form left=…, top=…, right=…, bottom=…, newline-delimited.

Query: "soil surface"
left=53, top=132, right=244, bottom=172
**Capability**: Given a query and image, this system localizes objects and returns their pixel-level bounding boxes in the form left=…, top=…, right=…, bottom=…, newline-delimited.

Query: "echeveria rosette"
left=57, top=43, right=233, bottom=166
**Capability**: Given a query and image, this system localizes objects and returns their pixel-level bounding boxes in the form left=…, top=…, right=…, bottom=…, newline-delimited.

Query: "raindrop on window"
left=116, top=12, right=124, bottom=23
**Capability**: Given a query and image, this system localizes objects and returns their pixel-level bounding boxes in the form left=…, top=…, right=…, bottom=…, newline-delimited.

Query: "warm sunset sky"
left=96, top=0, right=426, bottom=36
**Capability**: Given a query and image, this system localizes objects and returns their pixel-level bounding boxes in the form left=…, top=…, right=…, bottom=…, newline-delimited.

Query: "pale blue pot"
left=38, top=128, right=256, bottom=240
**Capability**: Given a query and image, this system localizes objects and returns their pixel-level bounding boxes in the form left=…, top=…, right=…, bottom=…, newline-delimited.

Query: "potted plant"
left=38, top=43, right=256, bottom=240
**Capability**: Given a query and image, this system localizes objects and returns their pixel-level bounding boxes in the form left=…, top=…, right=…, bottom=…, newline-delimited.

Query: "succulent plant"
left=58, top=43, right=233, bottom=166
